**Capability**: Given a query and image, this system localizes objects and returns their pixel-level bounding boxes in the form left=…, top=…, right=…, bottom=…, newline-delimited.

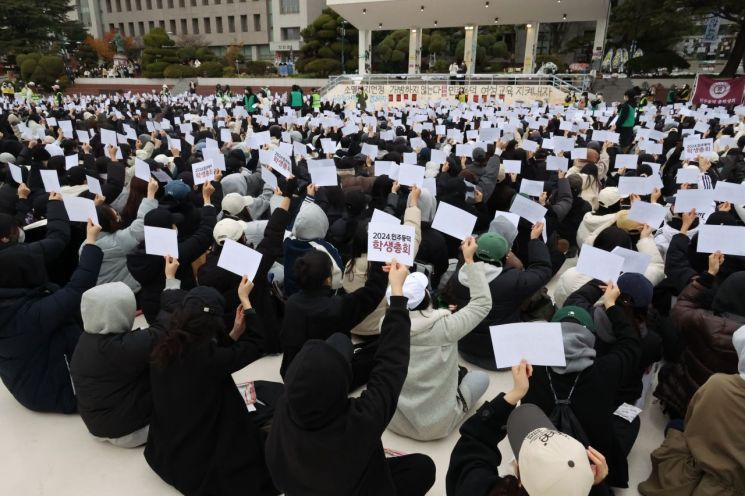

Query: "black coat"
left=522, top=305, right=641, bottom=488
left=453, top=239, right=553, bottom=365
left=198, top=207, right=290, bottom=352
left=70, top=322, right=165, bottom=439
left=266, top=297, right=411, bottom=496
left=279, top=262, right=388, bottom=378
left=127, top=204, right=217, bottom=323
left=144, top=291, right=276, bottom=496
left=0, top=244, right=102, bottom=413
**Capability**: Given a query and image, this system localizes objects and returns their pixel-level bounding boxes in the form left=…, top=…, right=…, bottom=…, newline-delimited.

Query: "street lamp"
left=340, top=20, right=348, bottom=74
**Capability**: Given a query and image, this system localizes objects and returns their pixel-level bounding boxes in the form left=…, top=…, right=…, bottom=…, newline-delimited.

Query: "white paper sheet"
left=8, top=163, right=23, bottom=183
left=261, top=166, right=278, bottom=190
left=509, top=194, right=547, bottom=224
left=134, top=158, right=152, bottom=182
left=611, top=246, right=652, bottom=275
left=430, top=149, right=446, bottom=164
left=521, top=139, right=539, bottom=152
left=618, top=176, right=657, bottom=196
left=676, top=166, right=700, bottom=184
left=627, top=200, right=667, bottom=228
left=270, top=150, right=292, bottom=178
left=398, top=163, right=425, bottom=187
left=489, top=322, right=566, bottom=368
left=519, top=179, right=544, bottom=198
left=62, top=196, right=98, bottom=224
left=713, top=181, right=745, bottom=204
left=191, top=160, right=215, bottom=185
left=546, top=155, right=568, bottom=171
left=86, top=175, right=103, bottom=196
left=576, top=244, right=624, bottom=283
left=144, top=226, right=179, bottom=257
left=100, top=129, right=117, bottom=147
left=615, top=154, right=638, bottom=169
left=64, top=154, right=79, bottom=170
left=697, top=225, right=745, bottom=256
left=371, top=209, right=401, bottom=225
left=217, top=239, right=263, bottom=281
left=673, top=189, right=715, bottom=213
left=571, top=148, right=587, bottom=160
left=307, top=160, right=338, bottom=187
left=40, top=169, right=62, bottom=193
left=367, top=222, right=416, bottom=266
left=431, top=202, right=477, bottom=240
left=502, top=159, right=522, bottom=174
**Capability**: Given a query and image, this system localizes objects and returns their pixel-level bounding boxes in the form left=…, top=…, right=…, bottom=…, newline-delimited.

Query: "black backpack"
left=546, top=368, right=590, bottom=447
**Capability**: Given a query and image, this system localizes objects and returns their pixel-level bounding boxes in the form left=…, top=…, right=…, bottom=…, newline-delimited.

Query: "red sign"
left=692, top=75, right=745, bottom=106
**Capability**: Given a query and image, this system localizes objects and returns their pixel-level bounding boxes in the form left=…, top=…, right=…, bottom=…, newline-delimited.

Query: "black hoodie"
left=266, top=296, right=410, bottom=496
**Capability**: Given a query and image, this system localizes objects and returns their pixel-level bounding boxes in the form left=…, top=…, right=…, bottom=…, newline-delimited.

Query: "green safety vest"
left=245, top=94, right=256, bottom=113
left=311, top=92, right=321, bottom=109
left=290, top=90, right=303, bottom=108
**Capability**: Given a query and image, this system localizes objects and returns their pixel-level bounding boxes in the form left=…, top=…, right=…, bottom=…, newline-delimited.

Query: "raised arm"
left=27, top=194, right=71, bottom=263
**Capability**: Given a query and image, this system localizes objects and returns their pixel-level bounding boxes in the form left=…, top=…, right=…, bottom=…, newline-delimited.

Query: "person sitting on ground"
left=266, top=260, right=437, bottom=496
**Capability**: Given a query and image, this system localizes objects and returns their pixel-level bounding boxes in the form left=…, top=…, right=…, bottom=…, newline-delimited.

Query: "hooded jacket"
left=523, top=305, right=641, bottom=488
left=388, top=261, right=492, bottom=441
left=266, top=297, right=411, bottom=496
left=127, top=204, right=217, bottom=323
left=283, top=197, right=343, bottom=297
left=451, top=238, right=552, bottom=367
left=415, top=189, right=449, bottom=288
left=88, top=197, right=158, bottom=291
left=655, top=272, right=744, bottom=416
left=144, top=288, right=276, bottom=496
left=0, top=244, right=102, bottom=413
left=0, top=198, right=70, bottom=260
left=70, top=281, right=166, bottom=440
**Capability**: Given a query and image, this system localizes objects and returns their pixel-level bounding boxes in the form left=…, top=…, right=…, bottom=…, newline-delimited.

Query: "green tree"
left=16, top=53, right=66, bottom=89
left=0, top=0, right=80, bottom=56
left=141, top=28, right=178, bottom=77
left=296, top=8, right=357, bottom=76
left=672, top=0, right=745, bottom=77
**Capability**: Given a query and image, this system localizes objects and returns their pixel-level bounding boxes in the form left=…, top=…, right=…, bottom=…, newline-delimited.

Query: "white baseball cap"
left=213, top=218, right=247, bottom=245
left=507, top=404, right=594, bottom=496
left=221, top=192, right=255, bottom=216
left=385, top=272, right=428, bottom=310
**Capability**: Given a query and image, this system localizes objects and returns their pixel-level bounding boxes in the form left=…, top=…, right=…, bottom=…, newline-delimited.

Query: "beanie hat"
left=476, top=232, right=509, bottom=264
left=138, top=134, right=151, bottom=145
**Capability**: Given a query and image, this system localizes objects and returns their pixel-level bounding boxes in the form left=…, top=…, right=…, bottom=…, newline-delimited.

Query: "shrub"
left=244, top=60, right=270, bottom=75
left=222, top=66, right=236, bottom=77
left=17, top=53, right=66, bottom=89
left=304, top=58, right=341, bottom=77
left=198, top=61, right=223, bottom=77
left=163, top=64, right=198, bottom=78
left=143, top=61, right=170, bottom=78
left=195, top=47, right=216, bottom=62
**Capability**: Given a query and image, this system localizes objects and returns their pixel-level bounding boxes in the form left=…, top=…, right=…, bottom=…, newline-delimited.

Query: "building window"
left=109, top=23, right=116, bottom=32
left=125, top=0, right=131, bottom=10
left=192, top=18, right=199, bottom=33
left=204, top=17, right=211, bottom=34
left=128, top=22, right=135, bottom=36
left=156, top=0, right=162, bottom=8
left=148, top=20, right=155, bottom=30
left=227, top=0, right=233, bottom=3
left=240, top=15, right=247, bottom=31
left=228, top=15, right=235, bottom=32
left=106, top=0, right=112, bottom=12
left=215, top=0, right=220, bottom=4
left=181, top=19, right=187, bottom=34
left=168, top=0, right=173, bottom=6
left=138, top=21, right=145, bottom=35
left=119, top=22, right=125, bottom=33
left=146, top=0, right=151, bottom=9
left=115, top=0, right=121, bottom=10
left=202, top=0, right=208, bottom=5
left=191, top=0, right=196, bottom=5
left=169, top=19, right=176, bottom=33
left=216, top=16, right=223, bottom=33
left=253, top=14, right=261, bottom=31
left=281, top=26, right=300, bottom=40
left=135, top=0, right=141, bottom=8
left=280, top=0, right=299, bottom=14
left=179, top=0, right=184, bottom=5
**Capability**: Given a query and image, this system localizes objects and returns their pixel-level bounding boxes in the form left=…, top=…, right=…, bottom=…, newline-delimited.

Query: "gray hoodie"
left=734, top=326, right=745, bottom=381
left=81, top=282, right=136, bottom=334
left=292, top=200, right=329, bottom=240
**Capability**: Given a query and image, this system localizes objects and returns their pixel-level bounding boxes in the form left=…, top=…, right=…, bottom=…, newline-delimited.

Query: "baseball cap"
left=154, top=154, right=174, bottom=166
left=213, top=218, right=247, bottom=245
left=164, top=180, right=191, bottom=200
left=182, top=286, right=225, bottom=316
left=617, top=272, right=653, bottom=308
left=222, top=192, right=255, bottom=216
left=551, top=305, right=594, bottom=331
left=597, top=187, right=622, bottom=208
left=476, top=232, right=509, bottom=263
left=507, top=404, right=594, bottom=496
left=385, top=272, right=428, bottom=310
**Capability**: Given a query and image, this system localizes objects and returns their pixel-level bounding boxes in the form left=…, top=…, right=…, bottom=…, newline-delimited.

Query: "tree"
left=141, top=28, right=178, bottom=77
left=0, top=0, right=79, bottom=56
left=84, top=31, right=137, bottom=62
left=673, top=0, right=745, bottom=77
left=296, top=8, right=357, bottom=76
left=16, top=52, right=67, bottom=89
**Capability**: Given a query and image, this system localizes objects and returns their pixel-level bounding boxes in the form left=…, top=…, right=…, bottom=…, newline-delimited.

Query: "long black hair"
left=151, top=305, right=225, bottom=367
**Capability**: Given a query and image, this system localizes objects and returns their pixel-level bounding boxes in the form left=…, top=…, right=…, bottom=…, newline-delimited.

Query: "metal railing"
left=319, top=73, right=592, bottom=96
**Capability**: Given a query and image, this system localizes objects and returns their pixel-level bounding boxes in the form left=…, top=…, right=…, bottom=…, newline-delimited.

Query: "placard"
left=217, top=239, right=263, bottom=281
left=489, top=323, right=566, bottom=368
left=144, top=226, right=179, bottom=257
left=191, top=160, right=215, bottom=185
left=367, top=222, right=415, bottom=266
left=431, top=202, right=477, bottom=240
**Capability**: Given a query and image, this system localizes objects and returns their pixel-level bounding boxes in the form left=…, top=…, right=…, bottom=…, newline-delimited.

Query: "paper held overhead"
left=489, top=323, right=566, bottom=369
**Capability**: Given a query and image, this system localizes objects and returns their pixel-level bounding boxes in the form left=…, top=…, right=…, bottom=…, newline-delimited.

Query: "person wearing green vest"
left=215, top=84, right=223, bottom=99
left=615, top=90, right=637, bottom=151
left=244, top=87, right=257, bottom=114
left=311, top=88, right=321, bottom=113
left=356, top=86, right=368, bottom=110
left=666, top=84, right=677, bottom=105
left=290, top=84, right=303, bottom=111
left=52, top=84, right=63, bottom=106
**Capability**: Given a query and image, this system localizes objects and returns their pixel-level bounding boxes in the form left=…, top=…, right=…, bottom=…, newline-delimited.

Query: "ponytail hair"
left=151, top=305, right=225, bottom=367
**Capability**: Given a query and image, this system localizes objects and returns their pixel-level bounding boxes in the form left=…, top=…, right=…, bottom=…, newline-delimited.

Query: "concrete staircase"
left=169, top=79, right=191, bottom=95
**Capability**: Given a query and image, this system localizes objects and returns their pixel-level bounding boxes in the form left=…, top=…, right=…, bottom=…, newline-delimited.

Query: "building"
left=327, top=0, right=611, bottom=74
left=70, top=0, right=326, bottom=60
